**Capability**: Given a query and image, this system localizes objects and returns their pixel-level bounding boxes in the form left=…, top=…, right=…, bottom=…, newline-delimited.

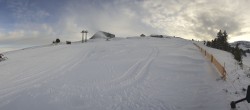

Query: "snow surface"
left=0, top=37, right=230, bottom=110
left=198, top=42, right=250, bottom=110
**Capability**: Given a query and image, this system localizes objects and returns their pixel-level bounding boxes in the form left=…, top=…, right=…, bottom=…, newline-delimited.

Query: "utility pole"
left=81, top=30, right=85, bottom=43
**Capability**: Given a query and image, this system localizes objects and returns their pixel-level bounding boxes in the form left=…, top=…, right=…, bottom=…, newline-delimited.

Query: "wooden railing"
left=193, top=43, right=226, bottom=80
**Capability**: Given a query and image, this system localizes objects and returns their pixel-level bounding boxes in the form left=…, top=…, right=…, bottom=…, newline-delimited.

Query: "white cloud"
left=56, top=0, right=158, bottom=38
left=137, top=0, right=250, bottom=41
left=0, top=23, right=57, bottom=46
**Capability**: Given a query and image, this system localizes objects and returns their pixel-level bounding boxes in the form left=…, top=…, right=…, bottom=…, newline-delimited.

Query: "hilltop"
left=0, top=37, right=233, bottom=110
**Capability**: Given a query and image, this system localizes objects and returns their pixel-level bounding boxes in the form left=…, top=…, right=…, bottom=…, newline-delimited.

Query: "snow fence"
left=193, top=43, right=227, bottom=80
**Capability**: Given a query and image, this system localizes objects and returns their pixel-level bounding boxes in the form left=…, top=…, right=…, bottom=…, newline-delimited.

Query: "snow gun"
left=231, top=85, right=250, bottom=109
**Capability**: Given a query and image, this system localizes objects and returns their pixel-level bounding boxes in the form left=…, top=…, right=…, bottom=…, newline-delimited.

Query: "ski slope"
left=0, top=37, right=229, bottom=110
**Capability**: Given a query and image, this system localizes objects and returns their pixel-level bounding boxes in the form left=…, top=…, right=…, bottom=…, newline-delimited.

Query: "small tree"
left=140, top=34, right=146, bottom=37
left=206, top=41, right=211, bottom=47
left=233, top=44, right=242, bottom=65
left=222, top=30, right=229, bottom=51
left=241, top=49, right=247, bottom=57
left=217, top=30, right=223, bottom=39
left=247, top=49, right=250, bottom=53
left=56, top=38, right=60, bottom=43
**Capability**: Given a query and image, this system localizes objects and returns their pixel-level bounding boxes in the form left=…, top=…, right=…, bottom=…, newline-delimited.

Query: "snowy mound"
left=0, top=37, right=229, bottom=110
left=90, top=31, right=115, bottom=39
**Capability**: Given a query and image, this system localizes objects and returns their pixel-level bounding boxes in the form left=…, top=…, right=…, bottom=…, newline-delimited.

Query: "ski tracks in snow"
left=99, top=47, right=176, bottom=110
left=102, top=47, right=159, bottom=91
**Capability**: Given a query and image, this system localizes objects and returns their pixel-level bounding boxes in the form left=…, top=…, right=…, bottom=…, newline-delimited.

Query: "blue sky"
left=0, top=0, right=65, bottom=29
left=1, top=0, right=250, bottom=52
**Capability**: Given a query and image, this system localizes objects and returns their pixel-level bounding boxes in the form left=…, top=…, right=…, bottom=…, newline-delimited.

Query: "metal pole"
left=85, top=31, right=88, bottom=42
left=231, top=98, right=247, bottom=109
left=81, top=30, right=84, bottom=43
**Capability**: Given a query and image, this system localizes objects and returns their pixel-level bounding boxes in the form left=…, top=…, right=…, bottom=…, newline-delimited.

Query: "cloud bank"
left=1, top=0, right=250, bottom=52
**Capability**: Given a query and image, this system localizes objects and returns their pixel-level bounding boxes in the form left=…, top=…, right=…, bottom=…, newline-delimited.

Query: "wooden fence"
left=193, top=43, right=227, bottom=80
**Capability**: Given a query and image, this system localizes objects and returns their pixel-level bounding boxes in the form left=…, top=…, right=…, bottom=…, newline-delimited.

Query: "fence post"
left=223, top=63, right=226, bottom=80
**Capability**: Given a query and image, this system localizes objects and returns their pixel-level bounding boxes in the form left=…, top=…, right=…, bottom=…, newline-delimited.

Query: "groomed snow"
left=0, top=37, right=229, bottom=110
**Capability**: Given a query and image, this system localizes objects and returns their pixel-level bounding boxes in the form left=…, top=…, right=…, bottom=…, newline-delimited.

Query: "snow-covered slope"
left=198, top=42, right=250, bottom=110
left=231, top=41, right=250, bottom=50
left=0, top=37, right=229, bottom=110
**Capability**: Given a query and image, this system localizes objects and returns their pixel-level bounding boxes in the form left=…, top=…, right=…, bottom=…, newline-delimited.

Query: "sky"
left=0, top=0, right=250, bottom=52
